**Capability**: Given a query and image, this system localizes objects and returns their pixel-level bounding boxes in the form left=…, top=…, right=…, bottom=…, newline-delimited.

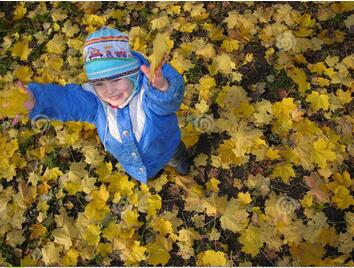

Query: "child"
left=18, top=27, right=191, bottom=184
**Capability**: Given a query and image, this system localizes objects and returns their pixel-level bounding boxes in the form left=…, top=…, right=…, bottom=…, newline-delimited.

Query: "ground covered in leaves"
left=0, top=1, right=353, bottom=266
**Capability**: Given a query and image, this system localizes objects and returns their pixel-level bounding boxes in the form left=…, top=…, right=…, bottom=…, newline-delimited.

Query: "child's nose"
left=105, top=85, right=116, bottom=95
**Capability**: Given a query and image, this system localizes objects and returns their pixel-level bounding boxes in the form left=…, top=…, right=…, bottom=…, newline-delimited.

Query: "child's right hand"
left=16, top=81, right=35, bottom=111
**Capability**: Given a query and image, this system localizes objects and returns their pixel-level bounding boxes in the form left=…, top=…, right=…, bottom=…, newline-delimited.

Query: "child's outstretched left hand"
left=140, top=56, right=169, bottom=92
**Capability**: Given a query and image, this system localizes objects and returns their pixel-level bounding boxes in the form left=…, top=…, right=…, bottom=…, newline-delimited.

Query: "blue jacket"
left=27, top=51, right=185, bottom=184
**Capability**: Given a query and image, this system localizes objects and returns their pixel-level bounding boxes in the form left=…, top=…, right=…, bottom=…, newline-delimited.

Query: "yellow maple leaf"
left=46, top=34, right=66, bottom=54
left=146, top=235, right=172, bottom=266
left=287, top=68, right=310, bottom=94
left=11, top=40, right=32, bottom=61
left=150, top=16, right=170, bottom=31
left=62, top=248, right=79, bottom=266
left=196, top=43, right=216, bottom=59
left=52, top=225, right=72, bottom=251
left=147, top=194, right=162, bottom=217
left=336, top=89, right=352, bottom=105
left=41, top=242, right=61, bottom=265
left=82, top=224, right=101, bottom=246
left=91, top=185, right=109, bottom=207
left=310, top=138, right=336, bottom=168
left=96, top=243, right=112, bottom=257
left=20, top=255, right=37, bottom=266
left=239, top=225, right=263, bottom=257
left=221, top=39, right=240, bottom=52
left=220, top=198, right=249, bottom=232
left=171, top=51, right=195, bottom=74
left=62, top=20, right=80, bottom=38
left=272, top=162, right=295, bottom=184
left=237, top=192, right=252, bottom=205
left=306, top=91, right=330, bottom=112
left=122, top=210, right=142, bottom=229
left=6, top=229, right=25, bottom=247
left=266, top=148, right=281, bottom=160
left=50, top=8, right=68, bottom=22
left=290, top=242, right=326, bottom=266
left=149, top=32, right=173, bottom=81
left=81, top=145, right=104, bottom=166
left=15, top=65, right=33, bottom=83
left=206, top=177, right=220, bottom=193
left=29, top=223, right=47, bottom=239
left=331, top=185, right=354, bottom=209
left=210, top=53, right=235, bottom=76
left=196, top=250, right=228, bottom=266
left=13, top=2, right=27, bottom=20
left=0, top=85, right=30, bottom=118
left=272, top=97, right=297, bottom=122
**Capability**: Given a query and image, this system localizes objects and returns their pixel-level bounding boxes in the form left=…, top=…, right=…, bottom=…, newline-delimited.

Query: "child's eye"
left=94, top=83, right=103, bottom=87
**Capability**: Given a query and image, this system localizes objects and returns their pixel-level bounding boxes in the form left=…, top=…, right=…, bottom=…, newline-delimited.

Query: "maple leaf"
left=149, top=32, right=173, bottom=81
left=146, top=235, right=172, bottom=266
left=13, top=2, right=27, bottom=20
left=310, top=138, right=336, bottom=168
left=331, top=185, right=354, bottom=209
left=272, top=162, right=295, bottom=184
left=41, top=242, right=62, bottom=265
left=305, top=91, right=330, bottom=112
left=196, top=250, right=228, bottom=266
left=15, top=66, right=33, bottom=83
left=290, top=242, right=326, bottom=266
left=287, top=68, right=310, bottom=94
left=62, top=248, right=79, bottom=266
left=303, top=172, right=330, bottom=203
left=210, top=53, right=235, bottom=75
left=239, top=225, right=263, bottom=257
left=220, top=198, right=249, bottom=233
left=206, top=177, right=220, bottom=193
left=196, top=43, right=216, bottom=59
left=11, top=39, right=32, bottom=61
left=237, top=192, right=252, bottom=205
left=82, top=224, right=101, bottom=246
left=46, top=34, right=67, bottom=54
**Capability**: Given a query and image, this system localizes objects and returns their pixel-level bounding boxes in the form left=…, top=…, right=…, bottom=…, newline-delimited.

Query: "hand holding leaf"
left=141, top=32, right=173, bottom=91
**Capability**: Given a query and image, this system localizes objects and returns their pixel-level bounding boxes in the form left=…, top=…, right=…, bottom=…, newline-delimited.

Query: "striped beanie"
left=83, top=27, right=140, bottom=82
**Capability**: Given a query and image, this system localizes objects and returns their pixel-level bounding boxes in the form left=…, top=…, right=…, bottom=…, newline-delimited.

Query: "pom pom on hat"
left=83, top=27, right=140, bottom=82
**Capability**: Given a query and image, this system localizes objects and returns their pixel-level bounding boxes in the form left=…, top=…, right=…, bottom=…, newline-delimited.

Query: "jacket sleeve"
left=27, top=82, right=99, bottom=124
left=143, top=63, right=185, bottom=116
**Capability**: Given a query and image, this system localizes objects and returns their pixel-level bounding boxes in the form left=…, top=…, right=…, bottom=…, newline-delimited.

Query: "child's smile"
left=92, top=78, right=133, bottom=107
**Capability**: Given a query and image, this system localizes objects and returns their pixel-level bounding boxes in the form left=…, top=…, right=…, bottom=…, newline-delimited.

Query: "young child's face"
left=92, top=78, right=133, bottom=106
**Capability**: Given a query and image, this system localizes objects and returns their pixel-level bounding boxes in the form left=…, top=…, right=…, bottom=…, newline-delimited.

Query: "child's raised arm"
left=140, top=62, right=185, bottom=116
left=17, top=81, right=99, bottom=124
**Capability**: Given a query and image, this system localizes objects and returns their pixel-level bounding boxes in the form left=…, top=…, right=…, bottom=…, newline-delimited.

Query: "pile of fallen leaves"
left=0, top=2, right=353, bottom=266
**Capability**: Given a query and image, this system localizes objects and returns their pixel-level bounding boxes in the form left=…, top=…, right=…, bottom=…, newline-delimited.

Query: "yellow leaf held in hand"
left=149, top=32, right=173, bottom=81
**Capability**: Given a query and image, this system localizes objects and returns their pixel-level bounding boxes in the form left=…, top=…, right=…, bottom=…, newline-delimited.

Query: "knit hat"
left=83, top=27, right=141, bottom=83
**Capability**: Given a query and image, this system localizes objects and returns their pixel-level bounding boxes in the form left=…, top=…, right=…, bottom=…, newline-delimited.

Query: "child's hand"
left=16, top=81, right=35, bottom=111
left=140, top=56, right=169, bottom=92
